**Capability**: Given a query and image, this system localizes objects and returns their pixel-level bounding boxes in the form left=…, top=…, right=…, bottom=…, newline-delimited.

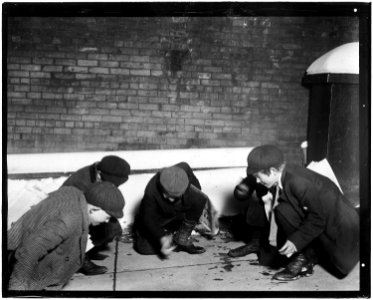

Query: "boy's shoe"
left=78, top=258, right=108, bottom=276
left=173, top=219, right=206, bottom=255
left=272, top=253, right=314, bottom=281
left=227, top=239, right=260, bottom=258
left=174, top=244, right=206, bottom=254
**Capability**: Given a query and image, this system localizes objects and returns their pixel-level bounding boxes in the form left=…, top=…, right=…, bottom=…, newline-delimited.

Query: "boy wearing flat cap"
left=62, top=155, right=130, bottom=275
left=134, top=162, right=208, bottom=257
left=246, top=145, right=359, bottom=281
left=7, top=182, right=124, bottom=291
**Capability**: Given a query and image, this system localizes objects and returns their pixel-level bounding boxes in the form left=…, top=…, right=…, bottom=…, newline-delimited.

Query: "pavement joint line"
left=102, top=257, right=260, bottom=274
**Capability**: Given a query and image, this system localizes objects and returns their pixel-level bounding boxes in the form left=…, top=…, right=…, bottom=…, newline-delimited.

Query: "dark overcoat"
left=62, top=162, right=122, bottom=245
left=62, top=163, right=98, bottom=192
left=278, top=164, right=359, bottom=275
left=8, top=186, right=89, bottom=290
left=136, top=162, right=207, bottom=249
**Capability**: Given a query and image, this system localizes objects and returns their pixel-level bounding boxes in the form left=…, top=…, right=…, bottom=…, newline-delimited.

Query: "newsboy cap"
left=246, top=145, right=284, bottom=175
left=97, top=155, right=131, bottom=187
left=85, top=181, right=125, bottom=219
left=160, top=166, right=189, bottom=197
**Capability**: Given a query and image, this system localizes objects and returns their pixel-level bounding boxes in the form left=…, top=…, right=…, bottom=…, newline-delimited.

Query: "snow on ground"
left=7, top=148, right=252, bottom=230
left=7, top=168, right=248, bottom=230
left=7, top=177, right=68, bottom=228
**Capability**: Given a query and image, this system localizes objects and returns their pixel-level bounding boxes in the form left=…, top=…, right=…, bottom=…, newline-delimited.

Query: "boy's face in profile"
left=89, top=206, right=111, bottom=226
left=254, top=168, right=279, bottom=189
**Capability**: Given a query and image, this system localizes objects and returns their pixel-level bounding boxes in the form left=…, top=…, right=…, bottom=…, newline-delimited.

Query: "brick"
left=11, top=98, right=32, bottom=105
left=152, top=111, right=172, bottom=118
left=89, top=67, right=109, bottom=74
left=82, top=115, right=102, bottom=122
left=9, top=57, right=31, bottom=64
left=64, top=66, right=88, bottom=73
left=87, top=53, right=108, bottom=60
left=8, top=70, right=29, bottom=77
left=42, top=65, right=63, bottom=72
left=77, top=59, right=98, bottom=67
left=108, top=54, right=129, bottom=61
left=42, top=93, right=63, bottom=99
left=138, top=90, right=157, bottom=97
left=8, top=92, right=26, bottom=98
left=185, top=119, right=204, bottom=126
left=76, top=74, right=96, bottom=80
left=151, top=70, right=163, bottom=76
left=130, top=70, right=150, bottom=76
left=30, top=72, right=51, bottom=78
left=20, top=78, right=30, bottom=84
left=33, top=57, right=54, bottom=65
left=139, top=83, right=157, bottom=90
left=54, top=128, right=72, bottom=135
left=8, top=64, right=20, bottom=70
left=21, top=64, right=41, bottom=71
left=55, top=58, right=76, bottom=66
left=99, top=61, right=119, bottom=68
left=131, top=111, right=152, bottom=118
left=139, top=104, right=159, bottom=110
left=102, top=115, right=122, bottom=123
left=110, top=68, right=130, bottom=75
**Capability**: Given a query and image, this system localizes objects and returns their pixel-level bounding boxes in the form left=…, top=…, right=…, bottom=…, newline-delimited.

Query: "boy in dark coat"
left=7, top=182, right=125, bottom=290
left=246, top=145, right=359, bottom=281
left=62, top=155, right=130, bottom=275
left=227, top=176, right=271, bottom=255
left=134, top=162, right=208, bottom=257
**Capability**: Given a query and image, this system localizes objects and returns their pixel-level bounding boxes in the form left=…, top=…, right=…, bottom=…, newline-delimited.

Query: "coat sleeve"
left=9, top=217, right=74, bottom=290
left=138, top=194, right=165, bottom=250
left=286, top=179, right=327, bottom=251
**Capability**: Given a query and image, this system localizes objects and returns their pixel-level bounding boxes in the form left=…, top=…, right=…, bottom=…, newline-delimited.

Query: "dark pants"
left=274, top=202, right=318, bottom=263
left=134, top=217, right=184, bottom=255
left=134, top=187, right=207, bottom=255
left=239, top=197, right=286, bottom=268
left=89, top=217, right=123, bottom=248
left=275, top=202, right=359, bottom=276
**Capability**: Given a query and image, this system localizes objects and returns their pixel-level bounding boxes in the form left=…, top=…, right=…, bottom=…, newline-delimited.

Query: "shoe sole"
left=273, top=267, right=314, bottom=281
left=227, top=251, right=258, bottom=258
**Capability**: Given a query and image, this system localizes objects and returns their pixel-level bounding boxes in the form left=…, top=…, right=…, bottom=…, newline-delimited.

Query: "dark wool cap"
left=246, top=145, right=284, bottom=175
left=160, top=166, right=189, bottom=197
left=98, top=155, right=131, bottom=187
left=85, top=181, right=125, bottom=218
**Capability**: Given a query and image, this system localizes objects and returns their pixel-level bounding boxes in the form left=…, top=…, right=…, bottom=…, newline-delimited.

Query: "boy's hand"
left=234, top=183, right=250, bottom=200
left=278, top=240, right=297, bottom=257
left=160, top=235, right=176, bottom=257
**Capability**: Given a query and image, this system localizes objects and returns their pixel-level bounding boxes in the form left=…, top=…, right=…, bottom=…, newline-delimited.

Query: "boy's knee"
left=275, top=203, right=303, bottom=232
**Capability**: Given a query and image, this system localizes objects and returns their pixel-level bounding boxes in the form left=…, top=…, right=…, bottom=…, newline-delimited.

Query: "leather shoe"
left=174, top=244, right=206, bottom=254
left=273, top=253, right=314, bottom=281
left=78, top=258, right=108, bottom=276
left=228, top=239, right=260, bottom=258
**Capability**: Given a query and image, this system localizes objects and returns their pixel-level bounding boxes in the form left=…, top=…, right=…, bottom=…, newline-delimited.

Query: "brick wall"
left=7, top=16, right=358, bottom=162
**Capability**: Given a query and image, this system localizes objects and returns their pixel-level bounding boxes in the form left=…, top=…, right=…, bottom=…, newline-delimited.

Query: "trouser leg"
left=133, top=217, right=182, bottom=255
left=89, top=217, right=123, bottom=247
left=134, top=229, right=159, bottom=255
left=185, top=185, right=208, bottom=221
left=275, top=202, right=318, bottom=264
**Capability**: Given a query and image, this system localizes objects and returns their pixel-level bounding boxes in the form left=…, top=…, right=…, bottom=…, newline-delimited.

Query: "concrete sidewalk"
left=63, top=229, right=360, bottom=292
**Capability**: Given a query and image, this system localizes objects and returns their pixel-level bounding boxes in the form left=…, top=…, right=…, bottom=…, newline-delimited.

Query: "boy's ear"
left=269, top=167, right=278, bottom=174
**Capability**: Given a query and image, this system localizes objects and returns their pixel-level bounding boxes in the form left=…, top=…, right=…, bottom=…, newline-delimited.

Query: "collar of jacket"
left=89, top=162, right=99, bottom=183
